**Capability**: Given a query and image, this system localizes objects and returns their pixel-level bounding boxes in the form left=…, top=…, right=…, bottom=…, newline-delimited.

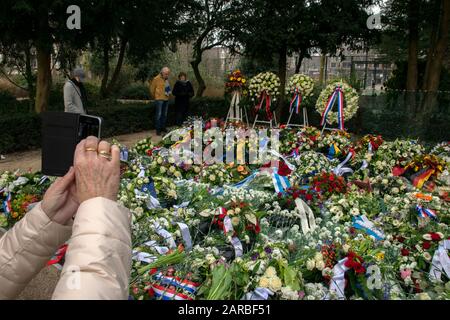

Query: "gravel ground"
left=0, top=129, right=164, bottom=299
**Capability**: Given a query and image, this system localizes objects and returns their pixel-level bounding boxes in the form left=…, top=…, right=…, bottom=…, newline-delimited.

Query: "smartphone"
left=42, top=112, right=103, bottom=177
left=78, top=115, right=102, bottom=141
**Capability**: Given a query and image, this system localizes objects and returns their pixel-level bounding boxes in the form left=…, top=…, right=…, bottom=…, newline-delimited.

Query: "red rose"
left=422, top=241, right=431, bottom=250
left=396, top=236, right=405, bottom=243
left=430, top=233, right=441, bottom=241
left=401, top=248, right=410, bottom=256
left=354, top=265, right=366, bottom=274
left=306, top=194, right=313, bottom=201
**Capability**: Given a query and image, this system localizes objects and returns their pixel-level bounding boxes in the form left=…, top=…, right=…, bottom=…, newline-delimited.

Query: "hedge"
left=1, top=95, right=448, bottom=154
left=0, top=98, right=229, bottom=154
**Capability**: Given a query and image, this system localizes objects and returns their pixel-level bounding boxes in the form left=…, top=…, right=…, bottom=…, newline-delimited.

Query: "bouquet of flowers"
left=199, top=163, right=232, bottom=186
left=248, top=72, right=281, bottom=102
left=370, top=140, right=425, bottom=176
left=285, top=74, right=315, bottom=98
left=317, top=130, right=352, bottom=158
left=315, top=80, right=359, bottom=125
left=225, top=69, right=247, bottom=95
left=310, top=172, right=347, bottom=200
left=293, top=151, right=334, bottom=180
left=393, top=154, right=447, bottom=189
left=132, top=138, right=155, bottom=157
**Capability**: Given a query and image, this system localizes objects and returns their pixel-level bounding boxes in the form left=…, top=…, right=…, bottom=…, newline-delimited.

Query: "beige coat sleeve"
left=0, top=202, right=72, bottom=299
left=52, top=197, right=132, bottom=300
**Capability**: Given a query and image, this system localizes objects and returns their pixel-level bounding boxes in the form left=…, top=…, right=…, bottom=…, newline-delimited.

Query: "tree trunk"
left=100, top=41, right=110, bottom=98
left=106, top=38, right=128, bottom=96
left=277, top=43, right=288, bottom=122
left=295, top=49, right=305, bottom=74
left=406, top=0, right=419, bottom=91
left=191, top=47, right=206, bottom=97
left=415, top=0, right=450, bottom=138
left=422, top=0, right=440, bottom=91
left=423, top=0, right=450, bottom=92
left=34, top=5, right=52, bottom=114
left=35, top=46, right=52, bottom=113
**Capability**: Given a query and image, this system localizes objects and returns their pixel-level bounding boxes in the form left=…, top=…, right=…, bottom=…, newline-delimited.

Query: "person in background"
left=172, top=72, right=194, bottom=126
left=64, top=67, right=88, bottom=114
left=0, top=136, right=132, bottom=300
left=150, top=67, right=171, bottom=136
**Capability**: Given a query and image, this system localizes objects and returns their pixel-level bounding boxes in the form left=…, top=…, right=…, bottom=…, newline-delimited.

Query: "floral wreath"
left=248, top=72, right=281, bottom=103
left=315, top=80, right=359, bottom=125
left=285, top=74, right=314, bottom=97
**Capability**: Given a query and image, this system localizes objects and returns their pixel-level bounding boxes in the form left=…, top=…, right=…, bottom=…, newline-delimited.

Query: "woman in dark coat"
left=172, top=72, right=195, bottom=126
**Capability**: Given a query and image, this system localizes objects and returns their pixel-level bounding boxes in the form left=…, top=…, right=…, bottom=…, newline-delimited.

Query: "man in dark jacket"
left=172, top=72, right=194, bottom=126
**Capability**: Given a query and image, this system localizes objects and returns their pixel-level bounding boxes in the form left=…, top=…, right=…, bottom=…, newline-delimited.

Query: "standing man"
left=64, top=67, right=88, bottom=114
left=150, top=67, right=171, bottom=136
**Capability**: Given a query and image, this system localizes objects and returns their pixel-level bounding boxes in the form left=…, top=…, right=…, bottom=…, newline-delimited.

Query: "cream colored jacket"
left=0, top=197, right=131, bottom=300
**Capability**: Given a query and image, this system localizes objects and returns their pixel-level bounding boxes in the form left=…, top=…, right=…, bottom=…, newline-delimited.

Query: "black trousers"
left=175, top=99, right=190, bottom=126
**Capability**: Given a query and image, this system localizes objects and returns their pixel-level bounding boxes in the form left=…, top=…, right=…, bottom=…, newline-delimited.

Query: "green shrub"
left=119, top=83, right=150, bottom=100
left=1, top=95, right=448, bottom=155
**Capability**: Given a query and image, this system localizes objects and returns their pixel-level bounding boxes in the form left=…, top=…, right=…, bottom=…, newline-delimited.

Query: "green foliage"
left=119, top=83, right=150, bottom=100
left=385, top=61, right=450, bottom=91
left=0, top=97, right=229, bottom=153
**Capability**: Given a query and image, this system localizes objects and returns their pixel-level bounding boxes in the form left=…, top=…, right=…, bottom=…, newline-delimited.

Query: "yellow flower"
left=259, top=277, right=270, bottom=288
left=265, top=266, right=277, bottom=278
left=375, top=252, right=385, bottom=261
left=242, top=79, right=247, bottom=84
left=268, top=276, right=282, bottom=292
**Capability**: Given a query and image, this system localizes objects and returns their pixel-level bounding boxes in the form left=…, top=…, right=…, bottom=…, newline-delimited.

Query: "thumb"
left=54, top=166, right=75, bottom=192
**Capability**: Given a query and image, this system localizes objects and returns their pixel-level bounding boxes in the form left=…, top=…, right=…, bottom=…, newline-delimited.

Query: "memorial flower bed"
left=1, top=122, right=449, bottom=300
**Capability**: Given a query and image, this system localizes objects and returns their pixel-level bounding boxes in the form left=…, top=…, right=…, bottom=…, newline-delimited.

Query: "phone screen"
left=78, top=115, right=101, bottom=141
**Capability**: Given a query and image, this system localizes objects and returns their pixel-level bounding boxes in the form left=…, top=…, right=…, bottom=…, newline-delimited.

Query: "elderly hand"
left=41, top=167, right=79, bottom=225
left=74, top=136, right=120, bottom=203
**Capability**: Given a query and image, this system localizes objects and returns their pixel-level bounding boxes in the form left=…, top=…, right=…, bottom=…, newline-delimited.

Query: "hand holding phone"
left=42, top=112, right=103, bottom=176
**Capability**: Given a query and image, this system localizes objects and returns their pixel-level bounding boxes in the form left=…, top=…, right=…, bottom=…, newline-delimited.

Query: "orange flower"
left=237, top=165, right=245, bottom=172
left=415, top=193, right=432, bottom=201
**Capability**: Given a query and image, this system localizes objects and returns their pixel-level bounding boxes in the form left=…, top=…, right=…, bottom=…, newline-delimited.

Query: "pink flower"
left=400, top=268, right=412, bottom=279
left=298, top=291, right=305, bottom=299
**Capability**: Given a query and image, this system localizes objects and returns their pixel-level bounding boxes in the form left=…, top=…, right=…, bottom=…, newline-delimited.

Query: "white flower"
left=306, top=259, right=316, bottom=270
left=350, top=207, right=360, bottom=216
left=315, top=260, right=325, bottom=271
left=423, top=234, right=432, bottom=241
left=423, top=252, right=432, bottom=261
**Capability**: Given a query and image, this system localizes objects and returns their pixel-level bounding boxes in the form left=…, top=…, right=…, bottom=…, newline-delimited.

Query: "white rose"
left=315, top=260, right=325, bottom=271
left=306, top=259, right=316, bottom=271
